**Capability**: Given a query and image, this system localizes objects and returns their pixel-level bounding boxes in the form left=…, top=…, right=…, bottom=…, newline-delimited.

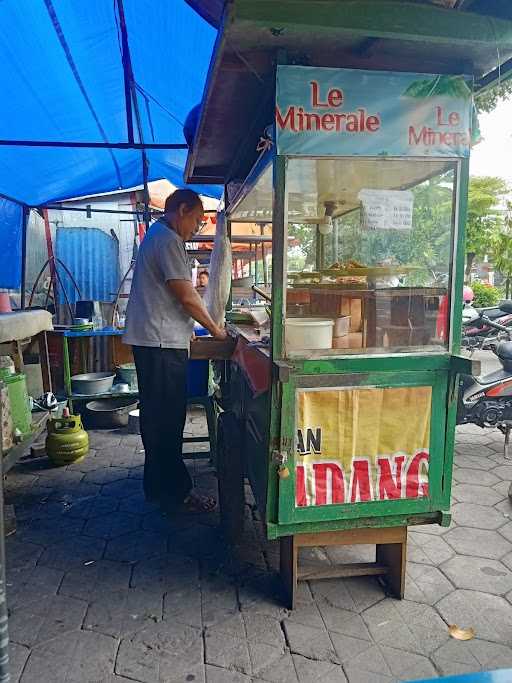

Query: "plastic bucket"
left=285, top=318, right=334, bottom=353
left=0, top=293, right=12, bottom=313
left=334, top=316, right=351, bottom=337
left=4, top=373, right=32, bottom=436
left=188, top=326, right=209, bottom=397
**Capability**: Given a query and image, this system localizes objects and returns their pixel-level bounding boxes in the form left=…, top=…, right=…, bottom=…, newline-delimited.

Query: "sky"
left=470, top=98, right=512, bottom=186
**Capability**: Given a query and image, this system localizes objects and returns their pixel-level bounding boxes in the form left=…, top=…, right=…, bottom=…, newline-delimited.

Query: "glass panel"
left=285, top=157, right=457, bottom=356
left=229, top=165, right=273, bottom=307
left=231, top=164, right=273, bottom=223
left=295, top=386, right=431, bottom=508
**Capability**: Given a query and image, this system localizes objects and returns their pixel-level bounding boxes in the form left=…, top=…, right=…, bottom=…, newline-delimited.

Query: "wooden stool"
left=183, top=395, right=218, bottom=464
left=280, top=526, right=407, bottom=609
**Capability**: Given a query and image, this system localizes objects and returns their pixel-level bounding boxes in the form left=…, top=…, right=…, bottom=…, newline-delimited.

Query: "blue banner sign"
left=276, top=65, right=473, bottom=158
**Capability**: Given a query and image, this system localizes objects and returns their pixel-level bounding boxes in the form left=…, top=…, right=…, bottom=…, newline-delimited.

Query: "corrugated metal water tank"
left=56, top=227, right=120, bottom=304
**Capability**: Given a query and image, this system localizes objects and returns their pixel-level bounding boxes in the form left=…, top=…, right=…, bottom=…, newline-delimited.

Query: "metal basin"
left=71, top=372, right=115, bottom=395
left=85, top=398, right=139, bottom=429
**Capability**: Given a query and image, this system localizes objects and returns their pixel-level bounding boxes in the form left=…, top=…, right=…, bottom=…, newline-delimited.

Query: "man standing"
left=124, top=189, right=226, bottom=512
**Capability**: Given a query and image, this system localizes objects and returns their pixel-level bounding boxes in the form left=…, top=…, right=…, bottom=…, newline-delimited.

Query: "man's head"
left=164, top=189, right=204, bottom=240
left=197, top=270, right=209, bottom=288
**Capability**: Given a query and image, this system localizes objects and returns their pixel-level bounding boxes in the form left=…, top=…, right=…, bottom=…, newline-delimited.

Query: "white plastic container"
left=334, top=316, right=351, bottom=337
left=285, top=318, right=334, bottom=353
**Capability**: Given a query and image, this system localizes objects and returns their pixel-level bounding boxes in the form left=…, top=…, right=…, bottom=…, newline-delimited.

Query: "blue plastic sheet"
left=0, top=199, right=23, bottom=289
left=0, top=0, right=219, bottom=205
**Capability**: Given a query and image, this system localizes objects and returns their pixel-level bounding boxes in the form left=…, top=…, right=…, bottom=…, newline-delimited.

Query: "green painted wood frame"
left=276, top=368, right=447, bottom=525
left=233, top=0, right=512, bottom=52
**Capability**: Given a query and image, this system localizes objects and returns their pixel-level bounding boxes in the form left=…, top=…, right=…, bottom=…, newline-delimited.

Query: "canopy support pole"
left=0, top=446, right=10, bottom=683
left=115, top=0, right=134, bottom=144
left=37, top=205, right=159, bottom=217
left=142, top=152, right=151, bottom=233
left=0, top=140, right=187, bottom=149
left=115, top=0, right=151, bottom=232
left=21, top=206, right=29, bottom=309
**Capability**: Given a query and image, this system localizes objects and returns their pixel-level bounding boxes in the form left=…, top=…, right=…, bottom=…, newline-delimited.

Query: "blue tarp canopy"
left=0, top=199, right=23, bottom=290
left=0, top=0, right=219, bottom=289
left=0, top=0, right=218, bottom=207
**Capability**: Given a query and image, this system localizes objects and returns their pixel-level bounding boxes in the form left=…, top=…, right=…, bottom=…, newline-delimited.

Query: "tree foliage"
left=288, top=172, right=455, bottom=285
left=287, top=173, right=509, bottom=291
left=465, top=176, right=508, bottom=278
left=471, top=281, right=501, bottom=308
left=492, top=203, right=512, bottom=296
left=475, top=81, right=512, bottom=114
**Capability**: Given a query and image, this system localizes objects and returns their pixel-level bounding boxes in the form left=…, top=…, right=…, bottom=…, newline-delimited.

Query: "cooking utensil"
left=85, top=398, right=139, bottom=428
left=112, top=383, right=130, bottom=394
left=71, top=372, right=115, bottom=395
left=252, top=285, right=272, bottom=302
left=116, top=363, right=138, bottom=389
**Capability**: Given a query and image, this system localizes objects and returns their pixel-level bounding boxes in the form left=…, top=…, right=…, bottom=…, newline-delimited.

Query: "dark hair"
left=164, top=189, right=203, bottom=214
left=198, top=270, right=209, bottom=277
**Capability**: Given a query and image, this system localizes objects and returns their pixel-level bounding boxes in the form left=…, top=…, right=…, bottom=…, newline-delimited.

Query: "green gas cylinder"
left=46, top=413, right=89, bottom=466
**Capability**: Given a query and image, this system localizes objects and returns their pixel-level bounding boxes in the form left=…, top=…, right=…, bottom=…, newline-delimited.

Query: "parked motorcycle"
left=458, top=303, right=512, bottom=472
left=461, top=300, right=512, bottom=353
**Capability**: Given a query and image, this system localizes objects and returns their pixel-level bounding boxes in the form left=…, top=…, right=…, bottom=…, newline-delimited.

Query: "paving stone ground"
left=4, top=396, right=512, bottom=682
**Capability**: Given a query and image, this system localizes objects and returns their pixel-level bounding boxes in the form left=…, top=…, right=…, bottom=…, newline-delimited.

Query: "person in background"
left=123, top=189, right=226, bottom=513
left=196, top=270, right=209, bottom=289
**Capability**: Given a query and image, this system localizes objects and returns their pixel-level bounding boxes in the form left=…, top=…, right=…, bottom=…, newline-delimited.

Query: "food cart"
left=185, top=0, right=511, bottom=607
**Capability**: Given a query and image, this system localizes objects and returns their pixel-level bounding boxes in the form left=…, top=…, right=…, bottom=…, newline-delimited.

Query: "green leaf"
left=403, top=75, right=471, bottom=99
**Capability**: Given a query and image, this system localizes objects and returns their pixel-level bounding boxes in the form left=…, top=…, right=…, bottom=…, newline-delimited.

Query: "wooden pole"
left=42, top=209, right=59, bottom=321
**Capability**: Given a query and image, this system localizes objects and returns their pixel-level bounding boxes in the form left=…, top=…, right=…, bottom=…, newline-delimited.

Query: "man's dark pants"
left=132, top=346, right=192, bottom=504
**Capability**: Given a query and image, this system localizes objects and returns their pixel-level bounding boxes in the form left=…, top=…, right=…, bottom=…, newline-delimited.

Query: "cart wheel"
left=217, top=411, right=245, bottom=544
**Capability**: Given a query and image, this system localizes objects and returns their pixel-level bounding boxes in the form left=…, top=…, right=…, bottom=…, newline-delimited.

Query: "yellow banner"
left=295, top=386, right=431, bottom=507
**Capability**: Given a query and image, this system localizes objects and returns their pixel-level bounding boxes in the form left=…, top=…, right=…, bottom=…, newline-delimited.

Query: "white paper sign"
left=358, top=189, right=414, bottom=231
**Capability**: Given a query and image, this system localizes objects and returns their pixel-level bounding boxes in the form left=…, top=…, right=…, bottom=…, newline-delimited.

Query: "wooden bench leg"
left=38, top=332, right=52, bottom=393
left=376, top=530, right=407, bottom=599
left=12, top=340, right=25, bottom=374
left=280, top=535, right=298, bottom=609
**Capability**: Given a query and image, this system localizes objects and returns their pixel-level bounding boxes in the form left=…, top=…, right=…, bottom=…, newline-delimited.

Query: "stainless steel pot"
left=85, top=398, right=139, bottom=428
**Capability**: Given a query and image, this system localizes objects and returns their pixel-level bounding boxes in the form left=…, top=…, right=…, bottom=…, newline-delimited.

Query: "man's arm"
left=167, top=280, right=227, bottom=340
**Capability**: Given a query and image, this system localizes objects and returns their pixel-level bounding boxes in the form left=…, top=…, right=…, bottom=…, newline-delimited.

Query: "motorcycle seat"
left=496, top=341, right=512, bottom=373
left=479, top=301, right=512, bottom=320
left=482, top=308, right=508, bottom=320
left=475, top=368, right=511, bottom=385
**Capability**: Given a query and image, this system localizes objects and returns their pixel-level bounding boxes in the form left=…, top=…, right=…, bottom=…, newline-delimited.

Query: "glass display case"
left=285, top=157, right=458, bottom=357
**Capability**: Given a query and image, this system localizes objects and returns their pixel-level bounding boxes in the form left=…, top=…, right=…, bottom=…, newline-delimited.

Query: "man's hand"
left=212, top=325, right=228, bottom=341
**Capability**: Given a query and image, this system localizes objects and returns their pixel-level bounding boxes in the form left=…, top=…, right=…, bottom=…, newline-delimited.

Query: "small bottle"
left=113, top=309, right=126, bottom=330
left=92, top=314, right=103, bottom=331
